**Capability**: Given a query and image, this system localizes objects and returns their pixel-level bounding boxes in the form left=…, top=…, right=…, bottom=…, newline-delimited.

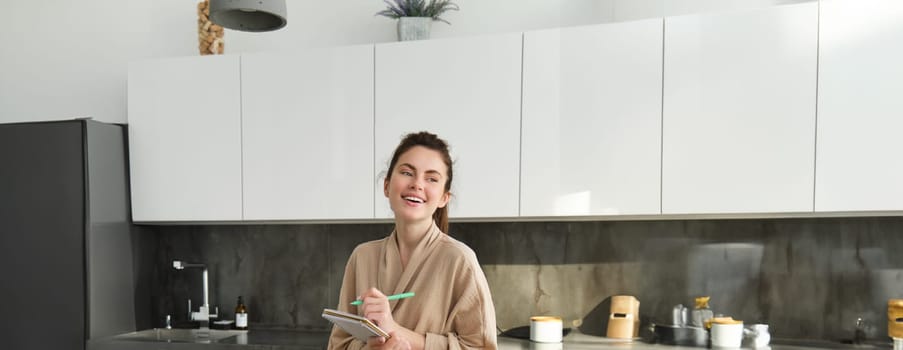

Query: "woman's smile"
left=402, top=194, right=426, bottom=205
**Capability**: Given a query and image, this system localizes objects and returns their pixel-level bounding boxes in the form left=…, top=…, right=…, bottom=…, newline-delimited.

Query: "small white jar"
left=711, top=320, right=744, bottom=348
left=530, top=316, right=563, bottom=343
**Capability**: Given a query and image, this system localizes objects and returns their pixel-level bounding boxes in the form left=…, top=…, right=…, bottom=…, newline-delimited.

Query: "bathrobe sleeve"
left=422, top=251, right=497, bottom=350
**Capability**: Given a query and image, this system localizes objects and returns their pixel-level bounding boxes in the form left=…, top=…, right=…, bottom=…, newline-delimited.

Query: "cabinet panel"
left=662, top=3, right=818, bottom=214
left=374, top=34, right=522, bottom=219
left=128, top=55, right=242, bottom=221
left=815, top=0, right=903, bottom=211
left=241, top=46, right=375, bottom=220
left=521, top=20, right=663, bottom=216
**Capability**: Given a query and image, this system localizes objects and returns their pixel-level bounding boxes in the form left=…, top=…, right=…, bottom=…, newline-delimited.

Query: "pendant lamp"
left=209, top=0, right=287, bottom=32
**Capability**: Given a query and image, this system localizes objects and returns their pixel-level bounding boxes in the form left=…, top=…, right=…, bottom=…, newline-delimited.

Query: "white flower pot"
left=397, top=17, right=432, bottom=41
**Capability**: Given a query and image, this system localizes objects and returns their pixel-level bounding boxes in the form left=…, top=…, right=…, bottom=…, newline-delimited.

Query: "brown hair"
left=385, top=131, right=453, bottom=233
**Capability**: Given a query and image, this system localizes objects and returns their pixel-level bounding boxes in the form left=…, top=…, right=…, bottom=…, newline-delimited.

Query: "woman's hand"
left=367, top=332, right=411, bottom=350
left=360, top=287, right=399, bottom=333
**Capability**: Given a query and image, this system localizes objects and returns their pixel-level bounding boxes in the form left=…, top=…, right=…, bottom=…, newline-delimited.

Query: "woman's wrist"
left=394, top=326, right=425, bottom=350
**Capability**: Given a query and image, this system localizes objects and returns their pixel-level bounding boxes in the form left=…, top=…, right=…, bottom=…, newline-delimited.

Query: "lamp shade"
left=209, top=0, right=287, bottom=32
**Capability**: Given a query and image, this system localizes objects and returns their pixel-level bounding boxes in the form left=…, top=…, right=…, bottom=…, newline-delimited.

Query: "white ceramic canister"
left=711, top=320, right=744, bottom=348
left=530, top=316, right=563, bottom=343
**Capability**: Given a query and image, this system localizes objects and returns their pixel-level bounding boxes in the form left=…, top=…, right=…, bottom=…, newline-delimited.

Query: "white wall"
left=0, top=0, right=810, bottom=125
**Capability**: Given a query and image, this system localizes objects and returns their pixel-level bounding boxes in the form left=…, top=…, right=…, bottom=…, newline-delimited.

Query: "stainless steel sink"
left=112, top=328, right=244, bottom=343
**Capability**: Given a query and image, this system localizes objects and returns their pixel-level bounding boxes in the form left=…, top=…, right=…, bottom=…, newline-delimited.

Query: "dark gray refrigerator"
left=0, top=119, right=142, bottom=350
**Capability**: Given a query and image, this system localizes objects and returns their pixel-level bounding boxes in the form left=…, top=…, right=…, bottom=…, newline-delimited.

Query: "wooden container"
left=607, top=295, right=640, bottom=339
left=888, top=299, right=903, bottom=338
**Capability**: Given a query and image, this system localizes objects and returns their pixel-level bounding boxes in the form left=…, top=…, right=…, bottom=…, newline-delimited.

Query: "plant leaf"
left=375, top=0, right=459, bottom=24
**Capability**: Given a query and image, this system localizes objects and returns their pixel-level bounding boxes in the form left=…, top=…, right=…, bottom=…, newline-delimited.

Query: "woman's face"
left=384, top=145, right=450, bottom=224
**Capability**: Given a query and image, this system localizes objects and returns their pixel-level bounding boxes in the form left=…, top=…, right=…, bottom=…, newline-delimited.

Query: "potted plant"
left=376, top=0, right=459, bottom=41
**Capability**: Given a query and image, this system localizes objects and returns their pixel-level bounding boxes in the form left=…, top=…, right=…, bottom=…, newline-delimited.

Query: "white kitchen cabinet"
left=241, top=46, right=375, bottom=220
left=661, top=3, right=818, bottom=214
left=521, top=20, right=663, bottom=217
left=374, top=34, right=522, bottom=219
left=128, top=55, right=243, bottom=221
left=815, top=0, right=903, bottom=212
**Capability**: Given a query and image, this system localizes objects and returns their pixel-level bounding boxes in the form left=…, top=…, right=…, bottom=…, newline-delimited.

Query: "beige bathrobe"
left=327, top=223, right=498, bottom=350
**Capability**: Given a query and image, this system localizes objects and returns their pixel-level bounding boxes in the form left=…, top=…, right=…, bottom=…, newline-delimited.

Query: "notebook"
left=322, top=308, right=390, bottom=342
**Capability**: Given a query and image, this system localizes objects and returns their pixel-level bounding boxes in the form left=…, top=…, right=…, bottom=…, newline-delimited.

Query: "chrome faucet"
left=854, top=317, right=868, bottom=344
left=173, top=260, right=218, bottom=323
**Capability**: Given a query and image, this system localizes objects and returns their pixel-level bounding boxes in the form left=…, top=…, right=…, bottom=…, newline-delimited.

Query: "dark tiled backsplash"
left=139, top=217, right=903, bottom=341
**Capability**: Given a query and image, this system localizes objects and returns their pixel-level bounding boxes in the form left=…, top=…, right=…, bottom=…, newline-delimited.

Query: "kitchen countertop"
left=88, top=329, right=330, bottom=350
left=88, top=328, right=884, bottom=350
left=498, top=333, right=887, bottom=350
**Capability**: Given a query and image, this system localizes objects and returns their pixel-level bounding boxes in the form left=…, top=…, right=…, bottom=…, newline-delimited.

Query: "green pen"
left=350, top=292, right=415, bottom=306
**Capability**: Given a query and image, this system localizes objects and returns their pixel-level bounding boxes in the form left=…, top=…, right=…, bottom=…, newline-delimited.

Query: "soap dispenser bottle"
left=235, top=296, right=248, bottom=330
left=691, top=296, right=714, bottom=329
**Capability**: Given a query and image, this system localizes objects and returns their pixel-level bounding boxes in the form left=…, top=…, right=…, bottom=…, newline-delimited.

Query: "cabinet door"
left=241, top=46, right=375, bottom=220
left=662, top=3, right=818, bottom=214
left=374, top=34, right=522, bottom=219
left=815, top=0, right=903, bottom=211
left=128, top=55, right=242, bottom=221
left=521, top=20, right=663, bottom=216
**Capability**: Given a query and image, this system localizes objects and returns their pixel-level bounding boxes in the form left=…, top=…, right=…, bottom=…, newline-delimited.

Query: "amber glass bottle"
left=235, top=296, right=248, bottom=330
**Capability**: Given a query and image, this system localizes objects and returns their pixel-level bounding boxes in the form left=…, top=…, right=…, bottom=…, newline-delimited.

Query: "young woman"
left=327, top=132, right=497, bottom=350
